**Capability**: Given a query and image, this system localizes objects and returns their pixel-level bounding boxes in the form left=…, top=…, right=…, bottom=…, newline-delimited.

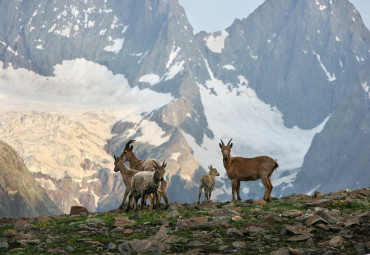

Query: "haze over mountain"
left=0, top=0, right=369, bottom=214
left=0, top=140, right=61, bottom=218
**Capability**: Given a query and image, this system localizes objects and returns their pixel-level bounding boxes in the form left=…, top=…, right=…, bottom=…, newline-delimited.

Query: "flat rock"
left=282, top=210, right=304, bottom=218
left=317, top=209, right=343, bottom=224
left=270, top=247, right=290, bottom=255
left=113, top=216, right=136, bottom=227
left=287, top=234, right=312, bottom=242
left=285, top=225, right=312, bottom=235
left=306, top=215, right=328, bottom=226
left=329, top=235, right=344, bottom=247
left=118, top=239, right=170, bottom=254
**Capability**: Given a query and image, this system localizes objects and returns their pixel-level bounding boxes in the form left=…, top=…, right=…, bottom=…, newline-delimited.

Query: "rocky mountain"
left=0, top=140, right=61, bottom=218
left=286, top=64, right=370, bottom=195
left=0, top=0, right=369, bottom=214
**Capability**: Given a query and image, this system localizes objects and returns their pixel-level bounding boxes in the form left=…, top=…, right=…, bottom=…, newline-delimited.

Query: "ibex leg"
left=236, top=180, right=242, bottom=201
left=231, top=179, right=237, bottom=202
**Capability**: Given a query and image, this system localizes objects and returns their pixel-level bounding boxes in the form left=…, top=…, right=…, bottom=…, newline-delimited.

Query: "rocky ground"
left=0, top=188, right=369, bottom=255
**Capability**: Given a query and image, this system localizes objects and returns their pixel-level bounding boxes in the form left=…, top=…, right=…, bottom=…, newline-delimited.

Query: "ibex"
left=219, top=139, right=279, bottom=202
left=113, top=155, right=138, bottom=210
left=198, top=165, right=220, bottom=204
left=126, top=161, right=166, bottom=212
left=120, top=140, right=169, bottom=205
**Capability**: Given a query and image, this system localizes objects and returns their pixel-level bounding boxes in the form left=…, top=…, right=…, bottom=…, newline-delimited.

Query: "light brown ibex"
left=219, top=139, right=279, bottom=202
left=198, top=165, right=220, bottom=204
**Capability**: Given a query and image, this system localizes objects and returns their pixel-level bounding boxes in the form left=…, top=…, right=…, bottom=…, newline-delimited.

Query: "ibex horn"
left=153, top=160, right=159, bottom=168
left=227, top=138, right=233, bottom=146
left=125, top=140, right=136, bottom=149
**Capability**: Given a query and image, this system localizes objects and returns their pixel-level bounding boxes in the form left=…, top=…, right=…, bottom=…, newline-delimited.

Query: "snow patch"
left=170, top=152, right=181, bottom=161
left=139, top=74, right=161, bottom=86
left=205, top=30, right=229, bottom=53
left=362, top=82, right=370, bottom=100
left=135, top=119, right=170, bottom=146
left=307, top=184, right=322, bottom=196
left=164, top=60, right=185, bottom=80
left=166, top=45, right=181, bottom=68
left=223, top=65, right=235, bottom=70
left=104, top=38, right=124, bottom=53
left=313, top=50, right=336, bottom=82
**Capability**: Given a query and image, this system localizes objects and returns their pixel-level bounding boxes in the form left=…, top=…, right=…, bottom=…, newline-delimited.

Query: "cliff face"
left=0, top=140, right=61, bottom=218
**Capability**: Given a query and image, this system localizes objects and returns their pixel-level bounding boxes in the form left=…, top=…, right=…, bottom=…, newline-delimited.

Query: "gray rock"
left=108, top=242, right=116, bottom=251
left=329, top=236, right=344, bottom=248
left=118, top=239, right=170, bottom=254
left=226, top=228, right=243, bottom=238
left=0, top=241, right=9, bottom=250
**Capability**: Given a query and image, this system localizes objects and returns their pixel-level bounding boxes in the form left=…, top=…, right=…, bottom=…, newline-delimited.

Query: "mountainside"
left=0, top=0, right=369, bottom=214
left=286, top=64, right=370, bottom=195
left=0, top=140, right=61, bottom=218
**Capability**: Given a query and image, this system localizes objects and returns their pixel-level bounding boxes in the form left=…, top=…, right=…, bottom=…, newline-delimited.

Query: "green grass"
left=326, top=197, right=370, bottom=212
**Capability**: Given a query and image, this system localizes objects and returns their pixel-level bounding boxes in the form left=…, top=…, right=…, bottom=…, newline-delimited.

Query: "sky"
left=179, top=0, right=370, bottom=33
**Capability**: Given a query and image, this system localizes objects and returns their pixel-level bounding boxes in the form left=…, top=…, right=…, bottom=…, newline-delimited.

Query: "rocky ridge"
left=0, top=188, right=369, bottom=254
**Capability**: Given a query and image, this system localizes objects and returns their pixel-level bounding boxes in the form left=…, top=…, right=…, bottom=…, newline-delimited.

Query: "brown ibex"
left=219, top=139, right=279, bottom=202
left=113, top=155, right=138, bottom=210
left=120, top=140, right=169, bottom=206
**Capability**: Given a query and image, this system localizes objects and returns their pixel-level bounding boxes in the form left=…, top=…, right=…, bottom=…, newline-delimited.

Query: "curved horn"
left=125, top=140, right=136, bottom=150
left=153, top=160, right=159, bottom=168
left=220, top=139, right=225, bottom=146
left=227, top=138, right=233, bottom=146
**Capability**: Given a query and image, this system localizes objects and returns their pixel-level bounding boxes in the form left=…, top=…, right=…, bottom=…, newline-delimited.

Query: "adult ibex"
left=219, top=139, right=279, bottom=202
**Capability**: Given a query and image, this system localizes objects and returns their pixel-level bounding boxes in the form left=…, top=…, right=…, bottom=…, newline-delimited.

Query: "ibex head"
left=219, top=138, right=233, bottom=162
left=120, top=140, right=135, bottom=162
left=208, top=165, right=220, bottom=176
left=153, top=160, right=166, bottom=182
left=113, top=154, right=120, bottom=172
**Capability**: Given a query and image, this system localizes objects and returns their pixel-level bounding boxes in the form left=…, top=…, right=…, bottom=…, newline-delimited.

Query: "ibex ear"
left=162, top=160, right=167, bottom=168
left=129, top=145, right=133, bottom=151
left=113, top=155, right=117, bottom=160
left=230, top=143, right=233, bottom=148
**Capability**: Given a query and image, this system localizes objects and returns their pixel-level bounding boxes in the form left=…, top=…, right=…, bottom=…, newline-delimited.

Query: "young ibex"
left=198, top=165, right=220, bottom=204
left=120, top=140, right=169, bottom=205
left=219, top=139, right=279, bottom=202
left=126, top=161, right=167, bottom=212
